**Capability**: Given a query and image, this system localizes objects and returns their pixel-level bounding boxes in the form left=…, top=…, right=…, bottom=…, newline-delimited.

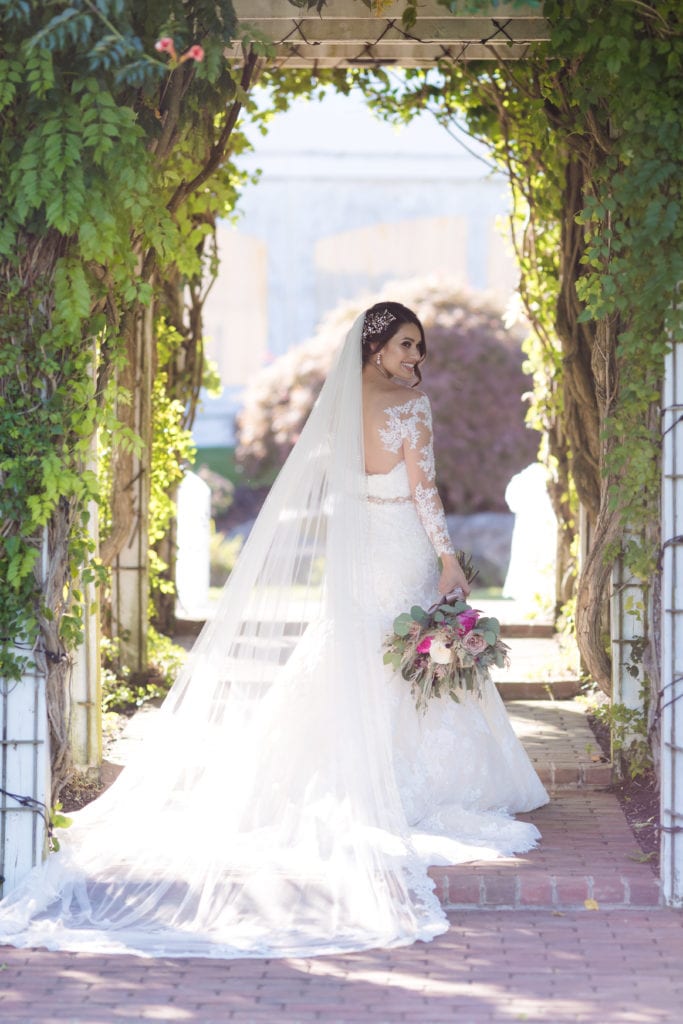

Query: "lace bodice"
left=367, top=461, right=411, bottom=499
left=372, top=394, right=454, bottom=557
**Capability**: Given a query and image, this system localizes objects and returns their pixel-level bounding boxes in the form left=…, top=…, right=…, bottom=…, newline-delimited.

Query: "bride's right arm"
left=399, top=395, right=471, bottom=597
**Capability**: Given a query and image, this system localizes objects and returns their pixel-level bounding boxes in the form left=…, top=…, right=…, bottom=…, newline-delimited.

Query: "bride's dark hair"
left=360, top=301, right=426, bottom=387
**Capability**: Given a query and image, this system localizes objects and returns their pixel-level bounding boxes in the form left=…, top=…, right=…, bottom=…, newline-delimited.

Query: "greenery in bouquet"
left=383, top=552, right=509, bottom=713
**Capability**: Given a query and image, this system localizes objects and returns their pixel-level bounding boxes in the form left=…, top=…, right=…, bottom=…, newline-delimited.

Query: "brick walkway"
left=2, top=909, right=683, bottom=1023
left=428, top=699, right=658, bottom=913
left=1, top=696, right=677, bottom=1023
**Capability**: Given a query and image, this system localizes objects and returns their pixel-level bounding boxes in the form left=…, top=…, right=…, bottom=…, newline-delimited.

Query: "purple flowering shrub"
left=236, top=279, right=539, bottom=513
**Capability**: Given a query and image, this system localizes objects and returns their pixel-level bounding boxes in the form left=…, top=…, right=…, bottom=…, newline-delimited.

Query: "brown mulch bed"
left=60, top=711, right=129, bottom=813
left=587, top=712, right=660, bottom=869
left=60, top=772, right=105, bottom=813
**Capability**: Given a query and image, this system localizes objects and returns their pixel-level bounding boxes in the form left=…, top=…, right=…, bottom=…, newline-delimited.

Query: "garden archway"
left=1, top=0, right=681, bottom=908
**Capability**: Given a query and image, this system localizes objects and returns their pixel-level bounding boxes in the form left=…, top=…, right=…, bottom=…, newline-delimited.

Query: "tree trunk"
left=554, top=156, right=619, bottom=691
left=556, top=156, right=603, bottom=521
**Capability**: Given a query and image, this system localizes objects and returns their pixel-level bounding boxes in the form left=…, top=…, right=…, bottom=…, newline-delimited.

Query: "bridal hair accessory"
left=383, top=552, right=510, bottom=713
left=362, top=307, right=397, bottom=344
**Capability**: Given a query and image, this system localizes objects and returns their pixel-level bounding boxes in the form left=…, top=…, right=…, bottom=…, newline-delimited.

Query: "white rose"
left=429, top=640, right=453, bottom=665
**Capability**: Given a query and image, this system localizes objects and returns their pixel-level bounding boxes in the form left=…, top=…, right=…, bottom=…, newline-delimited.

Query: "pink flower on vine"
left=155, top=37, right=177, bottom=60
left=417, top=636, right=433, bottom=654
left=183, top=44, right=205, bottom=63
left=155, top=38, right=205, bottom=66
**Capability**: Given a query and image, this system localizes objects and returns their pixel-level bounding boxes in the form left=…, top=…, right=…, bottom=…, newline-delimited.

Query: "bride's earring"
left=376, top=354, right=382, bottom=367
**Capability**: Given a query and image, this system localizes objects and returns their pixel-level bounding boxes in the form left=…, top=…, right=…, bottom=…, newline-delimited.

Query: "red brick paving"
left=431, top=791, right=660, bottom=910
left=2, top=910, right=683, bottom=1023
left=1, top=698, right=677, bottom=1023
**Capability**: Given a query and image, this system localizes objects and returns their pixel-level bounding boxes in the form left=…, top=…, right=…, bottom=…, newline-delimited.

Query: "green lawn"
left=193, top=446, right=241, bottom=484
left=194, top=447, right=278, bottom=488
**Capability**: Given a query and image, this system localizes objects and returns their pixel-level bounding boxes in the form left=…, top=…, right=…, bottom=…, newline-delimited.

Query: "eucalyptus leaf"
left=393, top=613, right=413, bottom=637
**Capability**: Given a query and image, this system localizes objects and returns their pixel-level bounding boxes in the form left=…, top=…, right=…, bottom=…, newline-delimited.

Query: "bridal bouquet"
left=383, top=552, right=510, bottom=713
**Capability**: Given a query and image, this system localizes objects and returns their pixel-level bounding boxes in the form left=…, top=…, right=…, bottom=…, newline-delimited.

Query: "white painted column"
left=69, top=567, right=102, bottom=774
left=176, top=471, right=211, bottom=618
left=0, top=668, right=50, bottom=897
left=0, top=534, right=50, bottom=897
left=69, top=404, right=102, bottom=774
left=110, top=304, right=153, bottom=673
left=661, top=335, right=683, bottom=905
left=610, top=553, right=646, bottom=770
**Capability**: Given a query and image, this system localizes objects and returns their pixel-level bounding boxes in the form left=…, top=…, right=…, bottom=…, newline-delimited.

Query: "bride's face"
left=378, top=323, right=424, bottom=382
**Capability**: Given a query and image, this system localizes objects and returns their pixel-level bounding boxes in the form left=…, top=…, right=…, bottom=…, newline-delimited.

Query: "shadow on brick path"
left=2, top=694, right=676, bottom=1024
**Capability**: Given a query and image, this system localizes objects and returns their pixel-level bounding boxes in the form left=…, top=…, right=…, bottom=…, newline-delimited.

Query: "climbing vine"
left=0, top=0, right=267, bottom=795
left=2, top=0, right=681, bottom=801
left=326, top=0, right=683, bottom=706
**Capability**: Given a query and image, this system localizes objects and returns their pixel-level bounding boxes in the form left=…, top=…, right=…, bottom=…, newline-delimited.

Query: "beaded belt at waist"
left=367, top=494, right=413, bottom=505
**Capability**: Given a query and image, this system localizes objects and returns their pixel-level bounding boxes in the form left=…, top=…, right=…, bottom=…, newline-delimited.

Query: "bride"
left=0, top=302, right=547, bottom=959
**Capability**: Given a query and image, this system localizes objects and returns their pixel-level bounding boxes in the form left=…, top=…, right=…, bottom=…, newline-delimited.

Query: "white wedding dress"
left=368, top=455, right=547, bottom=866
left=0, top=314, right=547, bottom=960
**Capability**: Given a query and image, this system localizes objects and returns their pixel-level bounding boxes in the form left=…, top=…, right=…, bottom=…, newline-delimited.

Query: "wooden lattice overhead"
left=230, top=1, right=549, bottom=67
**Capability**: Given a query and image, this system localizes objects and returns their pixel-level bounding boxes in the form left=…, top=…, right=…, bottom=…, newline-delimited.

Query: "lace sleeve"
left=386, top=395, right=455, bottom=558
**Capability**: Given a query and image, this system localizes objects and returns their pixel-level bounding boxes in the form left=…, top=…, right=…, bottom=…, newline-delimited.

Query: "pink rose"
left=417, top=636, right=433, bottom=654
left=456, top=609, right=480, bottom=636
left=462, top=632, right=487, bottom=655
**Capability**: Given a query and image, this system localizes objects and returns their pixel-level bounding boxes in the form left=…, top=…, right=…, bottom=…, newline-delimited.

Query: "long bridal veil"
left=0, top=313, right=448, bottom=958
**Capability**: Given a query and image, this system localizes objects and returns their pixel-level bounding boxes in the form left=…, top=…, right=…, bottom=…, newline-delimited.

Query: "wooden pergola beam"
left=235, top=0, right=545, bottom=18
left=231, top=0, right=549, bottom=66
left=231, top=42, right=536, bottom=65
left=235, top=18, right=549, bottom=43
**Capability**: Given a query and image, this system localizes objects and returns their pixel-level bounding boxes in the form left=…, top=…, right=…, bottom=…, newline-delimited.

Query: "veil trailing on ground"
left=0, top=313, right=448, bottom=958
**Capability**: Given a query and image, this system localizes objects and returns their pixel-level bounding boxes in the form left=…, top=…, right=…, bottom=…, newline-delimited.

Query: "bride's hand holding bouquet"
left=437, top=551, right=472, bottom=600
left=383, top=551, right=510, bottom=713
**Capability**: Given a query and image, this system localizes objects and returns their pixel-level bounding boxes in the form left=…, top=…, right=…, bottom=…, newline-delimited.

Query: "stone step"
left=427, top=784, right=661, bottom=912
left=507, top=698, right=611, bottom=790
left=534, top=757, right=612, bottom=790
left=497, top=678, right=582, bottom=700
left=500, top=623, right=556, bottom=639
left=490, top=635, right=581, bottom=697
left=429, top=866, right=661, bottom=910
